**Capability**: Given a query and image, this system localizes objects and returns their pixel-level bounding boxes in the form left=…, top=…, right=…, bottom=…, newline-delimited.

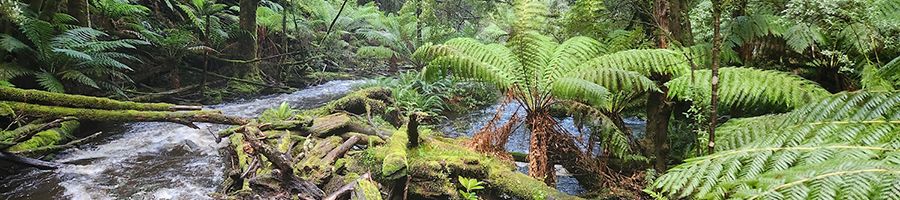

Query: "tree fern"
left=667, top=67, right=830, bottom=114
left=651, top=91, right=900, bottom=199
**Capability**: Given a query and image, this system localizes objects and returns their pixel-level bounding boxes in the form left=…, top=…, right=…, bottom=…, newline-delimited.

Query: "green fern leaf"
left=35, top=72, right=65, bottom=93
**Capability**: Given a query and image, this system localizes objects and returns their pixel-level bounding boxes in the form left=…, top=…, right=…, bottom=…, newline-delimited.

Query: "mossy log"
left=240, top=124, right=325, bottom=199
left=11, top=131, right=104, bottom=156
left=1, top=101, right=248, bottom=128
left=0, top=86, right=201, bottom=111
left=0, top=117, right=74, bottom=144
left=323, top=173, right=382, bottom=200
left=365, top=129, right=581, bottom=200
left=5, top=120, right=80, bottom=152
left=303, top=87, right=392, bottom=116
left=380, top=128, right=408, bottom=180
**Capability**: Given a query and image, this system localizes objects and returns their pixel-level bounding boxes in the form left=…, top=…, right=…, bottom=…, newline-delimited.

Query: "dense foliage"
left=1, top=0, right=899, bottom=199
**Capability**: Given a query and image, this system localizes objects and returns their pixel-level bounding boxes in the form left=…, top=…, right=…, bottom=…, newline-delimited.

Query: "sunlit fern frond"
left=652, top=91, right=900, bottom=200
left=574, top=49, right=691, bottom=78
left=550, top=77, right=610, bottom=107
left=545, top=36, right=605, bottom=83
left=667, top=67, right=830, bottom=114
left=421, top=55, right=514, bottom=89
left=511, top=0, right=548, bottom=33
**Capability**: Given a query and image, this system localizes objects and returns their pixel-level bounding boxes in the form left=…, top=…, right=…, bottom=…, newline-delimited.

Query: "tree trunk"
left=709, top=0, right=723, bottom=154
left=646, top=86, right=673, bottom=172
left=668, top=0, right=693, bottom=46
left=37, top=0, right=59, bottom=20
left=67, top=0, right=89, bottom=26
left=653, top=0, right=670, bottom=48
left=237, top=0, right=261, bottom=78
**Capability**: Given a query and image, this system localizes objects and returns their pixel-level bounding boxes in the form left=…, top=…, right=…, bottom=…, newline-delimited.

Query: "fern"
left=651, top=91, right=900, bottom=199
left=667, top=67, right=830, bottom=114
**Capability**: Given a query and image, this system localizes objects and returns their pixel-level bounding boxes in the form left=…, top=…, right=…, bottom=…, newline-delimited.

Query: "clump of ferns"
left=1, top=14, right=147, bottom=94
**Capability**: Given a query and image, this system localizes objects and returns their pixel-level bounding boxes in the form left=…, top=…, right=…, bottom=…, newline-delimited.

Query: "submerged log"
left=0, top=151, right=64, bottom=170
left=1, top=101, right=248, bottom=128
left=0, top=87, right=201, bottom=111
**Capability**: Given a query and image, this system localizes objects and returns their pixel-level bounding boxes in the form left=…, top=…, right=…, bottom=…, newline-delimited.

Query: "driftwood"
left=0, top=87, right=201, bottom=111
left=2, top=101, right=247, bottom=128
left=241, top=124, right=325, bottom=199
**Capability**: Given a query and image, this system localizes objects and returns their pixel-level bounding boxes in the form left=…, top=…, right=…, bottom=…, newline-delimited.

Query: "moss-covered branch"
left=1, top=101, right=248, bottom=127
left=0, top=87, right=201, bottom=111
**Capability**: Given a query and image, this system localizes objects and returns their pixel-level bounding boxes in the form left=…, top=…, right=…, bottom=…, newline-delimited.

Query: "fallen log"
left=323, top=173, right=374, bottom=200
left=1, top=101, right=248, bottom=128
left=0, top=87, right=201, bottom=111
left=4, top=120, right=80, bottom=152
left=0, top=151, right=64, bottom=170
left=241, top=124, right=324, bottom=199
left=0, top=117, right=75, bottom=144
left=11, top=131, right=104, bottom=156
left=321, top=135, right=360, bottom=165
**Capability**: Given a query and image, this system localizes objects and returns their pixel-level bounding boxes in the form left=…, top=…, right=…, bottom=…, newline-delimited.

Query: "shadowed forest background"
left=1, top=0, right=899, bottom=199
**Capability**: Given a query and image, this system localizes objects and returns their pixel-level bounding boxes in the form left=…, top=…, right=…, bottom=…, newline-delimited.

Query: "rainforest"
left=0, top=0, right=899, bottom=199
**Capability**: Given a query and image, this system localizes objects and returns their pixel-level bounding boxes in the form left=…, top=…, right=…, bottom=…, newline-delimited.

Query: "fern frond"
left=0, top=34, right=31, bottom=53
left=546, top=36, right=604, bottom=82
left=667, top=67, right=830, bottom=114
left=0, top=62, right=32, bottom=80
left=421, top=55, right=513, bottom=89
left=652, top=91, right=900, bottom=199
left=550, top=77, right=610, bottom=107
left=60, top=70, right=99, bottom=89
left=356, top=46, right=395, bottom=59
left=35, top=72, right=64, bottom=93
left=575, top=49, right=691, bottom=77
left=511, top=0, right=547, bottom=32
left=784, top=23, right=824, bottom=53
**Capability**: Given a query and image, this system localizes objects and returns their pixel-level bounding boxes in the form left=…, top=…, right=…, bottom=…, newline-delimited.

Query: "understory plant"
left=458, top=176, right=485, bottom=200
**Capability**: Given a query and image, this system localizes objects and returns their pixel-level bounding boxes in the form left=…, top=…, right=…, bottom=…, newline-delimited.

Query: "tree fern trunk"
left=646, top=84, right=673, bottom=172
left=526, top=112, right=555, bottom=185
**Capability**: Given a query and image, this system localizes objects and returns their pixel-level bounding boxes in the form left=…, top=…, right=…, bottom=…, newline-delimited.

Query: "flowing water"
left=0, top=80, right=366, bottom=200
left=0, top=80, right=647, bottom=199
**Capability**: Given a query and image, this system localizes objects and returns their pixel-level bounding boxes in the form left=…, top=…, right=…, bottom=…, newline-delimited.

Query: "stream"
left=0, top=80, right=646, bottom=199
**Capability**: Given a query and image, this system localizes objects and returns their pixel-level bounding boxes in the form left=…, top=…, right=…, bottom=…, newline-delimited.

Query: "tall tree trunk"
left=647, top=0, right=676, bottom=172
left=67, top=0, right=89, bottom=26
left=27, top=0, right=43, bottom=15
left=653, top=0, right=670, bottom=48
left=709, top=0, right=723, bottom=154
left=668, top=0, right=693, bottom=46
left=237, top=0, right=261, bottom=78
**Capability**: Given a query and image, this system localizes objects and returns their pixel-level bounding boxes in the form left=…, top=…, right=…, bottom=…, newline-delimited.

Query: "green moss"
left=229, top=133, right=251, bottom=190
left=380, top=128, right=408, bottom=179
left=305, top=71, right=353, bottom=81
left=6, top=120, right=79, bottom=152
left=0, top=87, right=181, bottom=111
left=356, top=178, right=383, bottom=200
